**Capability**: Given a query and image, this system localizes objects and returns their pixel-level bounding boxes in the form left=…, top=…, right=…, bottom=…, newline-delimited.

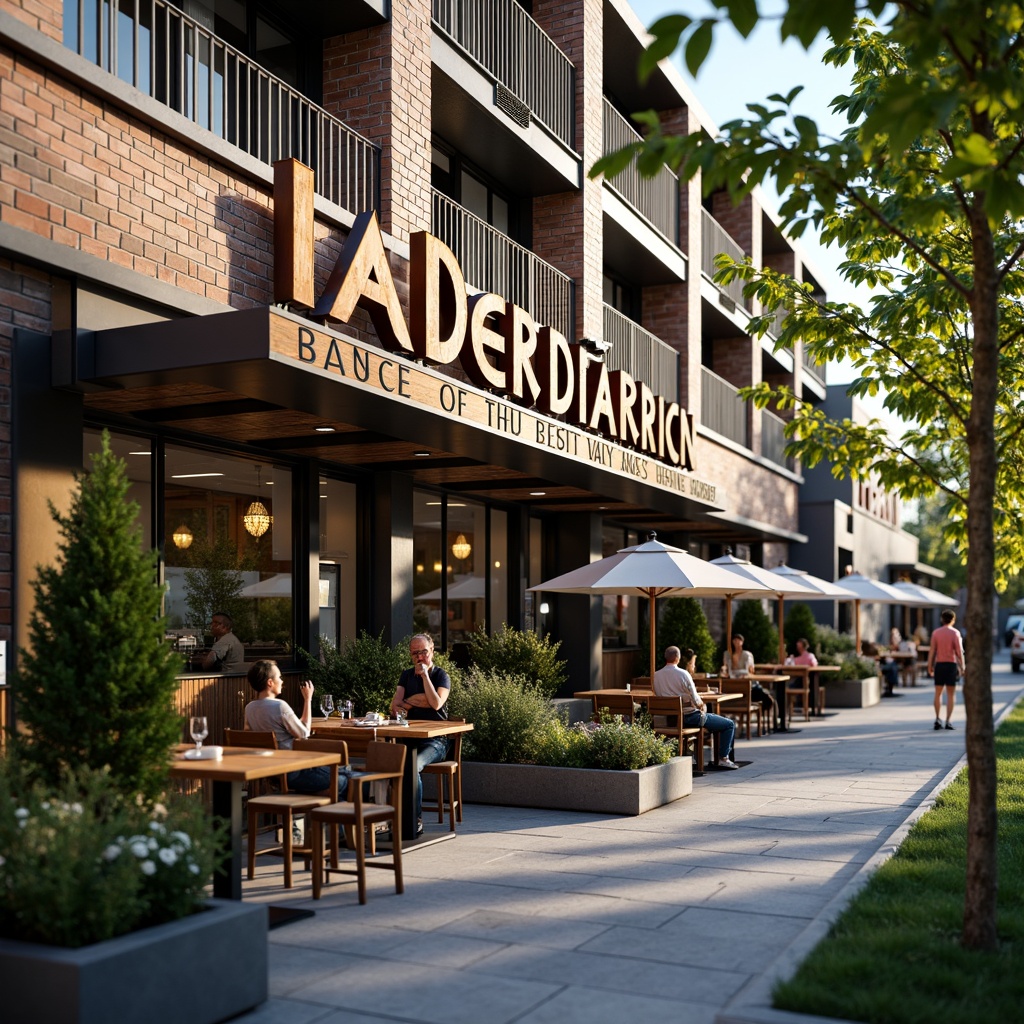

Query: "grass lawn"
left=773, top=700, right=1024, bottom=1024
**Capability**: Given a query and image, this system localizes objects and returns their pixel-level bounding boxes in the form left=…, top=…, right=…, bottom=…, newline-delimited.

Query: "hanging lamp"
left=242, top=465, right=273, bottom=538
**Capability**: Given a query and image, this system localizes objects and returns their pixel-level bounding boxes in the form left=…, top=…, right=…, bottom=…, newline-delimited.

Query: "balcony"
left=432, top=0, right=575, bottom=151
left=64, top=0, right=380, bottom=215
left=601, top=99, right=678, bottom=244
left=761, top=408, right=795, bottom=471
left=700, top=209, right=750, bottom=312
left=603, top=307, right=679, bottom=402
left=433, top=190, right=574, bottom=340
left=701, top=366, right=749, bottom=448
left=802, top=345, right=827, bottom=387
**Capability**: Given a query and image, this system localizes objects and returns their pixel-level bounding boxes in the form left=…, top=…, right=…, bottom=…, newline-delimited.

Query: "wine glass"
left=320, top=694, right=334, bottom=719
left=189, top=716, right=208, bottom=758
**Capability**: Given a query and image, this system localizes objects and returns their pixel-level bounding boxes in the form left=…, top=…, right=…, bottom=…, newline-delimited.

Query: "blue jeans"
left=683, top=710, right=736, bottom=762
left=286, top=765, right=334, bottom=795
left=414, top=736, right=450, bottom=823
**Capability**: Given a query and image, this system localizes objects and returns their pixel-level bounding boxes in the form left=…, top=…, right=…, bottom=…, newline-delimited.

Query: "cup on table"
left=343, top=700, right=354, bottom=719
left=395, top=708, right=408, bottom=725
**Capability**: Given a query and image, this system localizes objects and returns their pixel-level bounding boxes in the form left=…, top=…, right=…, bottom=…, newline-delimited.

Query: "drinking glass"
left=395, top=708, right=407, bottom=725
left=189, top=716, right=208, bottom=757
left=320, top=694, right=334, bottom=719
left=341, top=700, right=354, bottom=720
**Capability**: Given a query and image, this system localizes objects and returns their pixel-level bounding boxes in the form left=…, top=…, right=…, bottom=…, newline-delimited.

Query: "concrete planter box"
left=826, top=674, right=881, bottom=708
left=461, top=756, right=692, bottom=815
left=0, top=899, right=267, bottom=1024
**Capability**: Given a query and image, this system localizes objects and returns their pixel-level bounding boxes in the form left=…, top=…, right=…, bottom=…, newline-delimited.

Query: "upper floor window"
left=432, top=141, right=524, bottom=243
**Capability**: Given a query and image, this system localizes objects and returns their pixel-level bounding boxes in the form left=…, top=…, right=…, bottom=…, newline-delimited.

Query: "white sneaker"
left=717, top=757, right=740, bottom=770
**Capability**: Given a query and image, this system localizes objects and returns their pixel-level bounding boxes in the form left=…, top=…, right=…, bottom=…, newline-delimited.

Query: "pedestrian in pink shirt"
left=927, top=609, right=965, bottom=730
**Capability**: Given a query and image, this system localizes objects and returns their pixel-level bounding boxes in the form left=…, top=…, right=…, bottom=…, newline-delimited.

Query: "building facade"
left=0, top=0, right=832, bottom=696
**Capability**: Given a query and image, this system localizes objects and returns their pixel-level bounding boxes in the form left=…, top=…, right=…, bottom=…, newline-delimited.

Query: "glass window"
left=318, top=477, right=357, bottom=650
left=83, top=429, right=153, bottom=551
left=461, top=171, right=489, bottom=222
left=413, top=491, right=445, bottom=641
left=526, top=515, right=544, bottom=633
left=163, top=446, right=293, bottom=660
left=490, top=508, right=508, bottom=630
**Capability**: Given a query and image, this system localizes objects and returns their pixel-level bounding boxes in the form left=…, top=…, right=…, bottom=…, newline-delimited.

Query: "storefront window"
left=413, top=491, right=445, bottom=640
left=526, top=515, right=544, bottom=633
left=163, top=446, right=293, bottom=660
left=602, top=525, right=639, bottom=647
left=318, top=477, right=357, bottom=650
left=490, top=508, right=508, bottom=631
left=83, top=429, right=153, bottom=550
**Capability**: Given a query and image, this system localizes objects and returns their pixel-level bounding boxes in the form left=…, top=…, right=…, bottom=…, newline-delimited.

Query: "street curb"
left=714, top=684, right=1024, bottom=1024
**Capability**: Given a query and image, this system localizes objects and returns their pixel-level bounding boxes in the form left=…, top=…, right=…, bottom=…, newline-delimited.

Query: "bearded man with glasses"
left=390, top=633, right=451, bottom=836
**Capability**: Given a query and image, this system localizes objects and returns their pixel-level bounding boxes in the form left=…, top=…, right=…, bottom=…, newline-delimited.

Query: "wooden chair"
left=630, top=676, right=653, bottom=691
left=310, top=740, right=406, bottom=904
left=645, top=695, right=706, bottom=772
left=785, top=674, right=813, bottom=723
left=592, top=693, right=638, bottom=723
left=314, top=724, right=375, bottom=766
left=720, top=678, right=763, bottom=739
left=421, top=719, right=464, bottom=832
left=224, top=728, right=336, bottom=890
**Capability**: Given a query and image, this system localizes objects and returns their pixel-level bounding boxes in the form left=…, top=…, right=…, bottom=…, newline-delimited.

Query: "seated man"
left=652, top=646, right=739, bottom=769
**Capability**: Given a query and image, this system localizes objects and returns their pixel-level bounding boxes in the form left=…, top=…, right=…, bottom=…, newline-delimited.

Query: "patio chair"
left=720, top=677, right=763, bottom=739
left=224, top=728, right=336, bottom=889
left=592, top=693, right=638, bottom=723
left=785, top=674, right=813, bottom=723
left=421, top=719, right=464, bottom=832
left=310, top=740, right=406, bottom=904
left=645, top=695, right=706, bottom=772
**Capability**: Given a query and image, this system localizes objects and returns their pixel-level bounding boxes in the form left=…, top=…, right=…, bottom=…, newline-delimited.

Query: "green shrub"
left=446, top=667, right=558, bottom=763
left=299, top=630, right=406, bottom=717
left=730, top=600, right=780, bottom=663
left=783, top=603, right=819, bottom=657
left=816, top=625, right=858, bottom=659
left=586, top=716, right=675, bottom=769
left=658, top=597, right=719, bottom=673
left=835, top=654, right=877, bottom=680
left=467, top=625, right=568, bottom=698
left=534, top=718, right=595, bottom=768
left=0, top=764, right=218, bottom=948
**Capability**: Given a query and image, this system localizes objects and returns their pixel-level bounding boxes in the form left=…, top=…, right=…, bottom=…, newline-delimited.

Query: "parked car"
left=1005, top=614, right=1024, bottom=647
left=1012, top=631, right=1024, bottom=673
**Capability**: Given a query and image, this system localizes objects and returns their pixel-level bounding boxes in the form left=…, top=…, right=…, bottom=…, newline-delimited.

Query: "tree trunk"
left=962, top=205, right=1000, bottom=950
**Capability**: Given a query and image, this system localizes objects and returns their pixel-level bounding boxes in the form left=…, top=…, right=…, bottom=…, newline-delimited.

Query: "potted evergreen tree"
left=0, top=433, right=267, bottom=1024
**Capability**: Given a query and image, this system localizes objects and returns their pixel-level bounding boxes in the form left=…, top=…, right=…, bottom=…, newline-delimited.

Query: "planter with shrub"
left=0, top=434, right=266, bottom=1024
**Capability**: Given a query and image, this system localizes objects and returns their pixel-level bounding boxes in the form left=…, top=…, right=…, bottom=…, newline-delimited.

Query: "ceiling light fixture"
left=315, top=425, right=335, bottom=433
left=451, top=533, right=472, bottom=561
left=171, top=524, right=193, bottom=549
left=242, top=465, right=273, bottom=538
left=171, top=472, right=224, bottom=479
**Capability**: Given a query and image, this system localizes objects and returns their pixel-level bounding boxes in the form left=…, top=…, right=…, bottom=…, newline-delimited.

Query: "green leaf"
left=684, top=21, right=714, bottom=77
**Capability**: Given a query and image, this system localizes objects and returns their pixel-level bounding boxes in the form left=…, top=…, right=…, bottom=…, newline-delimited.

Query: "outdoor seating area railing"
left=63, top=0, right=380, bottom=214
left=701, top=365, right=749, bottom=448
left=762, top=408, right=795, bottom=470
left=700, top=209, right=751, bottom=310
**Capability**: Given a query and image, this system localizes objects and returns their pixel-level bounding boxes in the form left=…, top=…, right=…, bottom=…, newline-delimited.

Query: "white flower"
left=170, top=831, right=192, bottom=849
left=41, top=801, right=50, bottom=810
left=70, top=803, right=83, bottom=815
left=140, top=860, right=157, bottom=876
left=188, top=863, right=201, bottom=875
left=0, top=855, right=6, bottom=868
left=14, top=808, right=29, bottom=820
left=149, top=821, right=167, bottom=834
left=158, top=847, right=178, bottom=866
left=102, top=845, right=122, bottom=861
left=130, top=841, right=149, bottom=858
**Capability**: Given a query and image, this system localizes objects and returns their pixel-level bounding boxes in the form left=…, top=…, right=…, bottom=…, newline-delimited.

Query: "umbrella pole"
left=778, top=595, right=786, bottom=664
left=725, top=598, right=733, bottom=660
left=855, top=600, right=862, bottom=654
left=649, top=592, right=657, bottom=680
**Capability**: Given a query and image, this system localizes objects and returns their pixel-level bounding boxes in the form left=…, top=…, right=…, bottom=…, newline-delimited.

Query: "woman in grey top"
left=243, top=659, right=332, bottom=794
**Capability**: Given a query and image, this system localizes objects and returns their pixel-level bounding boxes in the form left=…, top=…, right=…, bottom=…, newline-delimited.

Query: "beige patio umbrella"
left=889, top=580, right=957, bottom=636
left=711, top=554, right=826, bottom=663
left=528, top=532, right=771, bottom=680
left=832, top=572, right=930, bottom=653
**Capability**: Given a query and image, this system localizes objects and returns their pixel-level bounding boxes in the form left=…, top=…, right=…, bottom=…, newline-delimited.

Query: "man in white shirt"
left=652, top=646, right=739, bottom=770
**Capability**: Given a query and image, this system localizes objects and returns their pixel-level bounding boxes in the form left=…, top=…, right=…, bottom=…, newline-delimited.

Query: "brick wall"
left=711, top=191, right=754, bottom=255
left=531, top=0, right=603, bottom=341
left=322, top=0, right=433, bottom=242
left=2, top=0, right=63, bottom=42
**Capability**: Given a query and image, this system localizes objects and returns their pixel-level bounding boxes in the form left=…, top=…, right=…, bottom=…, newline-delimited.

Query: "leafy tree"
left=13, top=432, right=183, bottom=803
left=784, top=602, right=820, bottom=657
left=182, top=537, right=247, bottom=635
left=298, top=630, right=406, bottom=718
left=467, top=625, right=568, bottom=698
left=905, top=492, right=966, bottom=596
left=658, top=597, right=718, bottom=673
left=592, top=0, right=1020, bottom=951
left=731, top=600, right=780, bottom=665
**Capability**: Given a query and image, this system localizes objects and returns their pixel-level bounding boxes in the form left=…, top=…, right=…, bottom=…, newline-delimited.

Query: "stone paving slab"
left=228, top=660, right=1022, bottom=1024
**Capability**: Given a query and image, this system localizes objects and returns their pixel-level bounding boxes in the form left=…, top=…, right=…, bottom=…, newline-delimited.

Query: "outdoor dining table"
left=695, top=672, right=794, bottom=731
left=754, top=663, right=841, bottom=718
left=873, top=649, right=919, bottom=695
left=169, top=744, right=342, bottom=901
left=311, top=717, right=474, bottom=845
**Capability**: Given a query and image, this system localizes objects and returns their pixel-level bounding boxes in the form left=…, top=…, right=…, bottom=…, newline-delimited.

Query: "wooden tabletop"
left=754, top=663, right=841, bottom=674
left=168, top=745, right=342, bottom=783
left=311, top=718, right=474, bottom=741
left=573, top=688, right=742, bottom=706
left=694, top=672, right=791, bottom=684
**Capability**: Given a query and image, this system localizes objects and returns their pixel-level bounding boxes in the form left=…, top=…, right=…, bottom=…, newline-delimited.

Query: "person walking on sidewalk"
left=927, top=609, right=965, bottom=730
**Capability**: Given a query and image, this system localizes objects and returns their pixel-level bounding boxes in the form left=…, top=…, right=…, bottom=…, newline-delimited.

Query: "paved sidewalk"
left=234, top=659, right=1023, bottom=1024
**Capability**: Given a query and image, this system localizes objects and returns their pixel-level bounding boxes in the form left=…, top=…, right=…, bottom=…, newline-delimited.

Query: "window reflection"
left=318, top=477, right=357, bottom=649
left=163, top=446, right=292, bottom=662
left=83, top=429, right=153, bottom=550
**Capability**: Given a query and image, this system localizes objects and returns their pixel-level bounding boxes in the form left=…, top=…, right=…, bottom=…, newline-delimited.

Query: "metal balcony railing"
left=700, top=209, right=750, bottom=311
left=802, top=345, right=827, bottom=386
left=761, top=408, right=795, bottom=470
left=601, top=99, right=678, bottom=244
left=63, top=0, right=380, bottom=214
left=432, top=0, right=575, bottom=150
left=701, top=366, right=749, bottom=448
left=433, top=190, right=574, bottom=340
left=602, top=306, right=679, bottom=402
